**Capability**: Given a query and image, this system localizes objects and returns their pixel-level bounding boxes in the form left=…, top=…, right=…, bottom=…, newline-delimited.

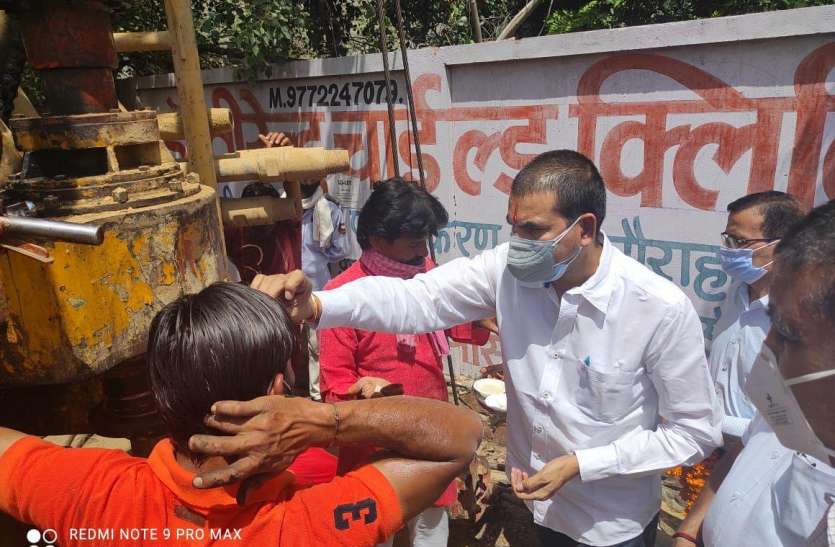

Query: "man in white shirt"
left=673, top=200, right=835, bottom=547
left=251, top=150, right=722, bottom=547
left=711, top=191, right=804, bottom=437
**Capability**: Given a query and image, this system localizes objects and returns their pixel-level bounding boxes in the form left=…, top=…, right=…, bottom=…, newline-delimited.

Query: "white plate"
left=484, top=393, right=507, bottom=413
left=473, top=378, right=505, bottom=401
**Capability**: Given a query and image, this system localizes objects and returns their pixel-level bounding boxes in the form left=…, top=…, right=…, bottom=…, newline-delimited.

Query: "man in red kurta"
left=319, top=178, right=489, bottom=547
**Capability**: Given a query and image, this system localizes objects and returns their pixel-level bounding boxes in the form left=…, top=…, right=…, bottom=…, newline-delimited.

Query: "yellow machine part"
left=0, top=185, right=226, bottom=386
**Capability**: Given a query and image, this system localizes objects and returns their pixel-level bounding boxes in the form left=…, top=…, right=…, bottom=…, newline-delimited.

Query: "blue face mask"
left=507, top=217, right=582, bottom=284
left=718, top=240, right=778, bottom=285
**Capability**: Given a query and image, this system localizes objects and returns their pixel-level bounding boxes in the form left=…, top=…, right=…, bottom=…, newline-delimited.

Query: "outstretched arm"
left=0, top=427, right=26, bottom=460
left=251, top=247, right=501, bottom=334
left=189, top=395, right=482, bottom=521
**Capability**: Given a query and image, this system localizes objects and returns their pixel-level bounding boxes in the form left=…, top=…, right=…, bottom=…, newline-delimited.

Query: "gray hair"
left=774, top=200, right=835, bottom=323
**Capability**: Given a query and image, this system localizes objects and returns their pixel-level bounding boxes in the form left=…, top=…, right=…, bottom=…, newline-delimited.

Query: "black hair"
left=726, top=191, right=805, bottom=240
left=300, top=182, right=320, bottom=199
left=241, top=182, right=280, bottom=198
left=147, top=282, right=296, bottom=461
left=510, top=150, right=606, bottom=236
left=356, top=177, right=448, bottom=249
left=774, top=200, right=835, bottom=323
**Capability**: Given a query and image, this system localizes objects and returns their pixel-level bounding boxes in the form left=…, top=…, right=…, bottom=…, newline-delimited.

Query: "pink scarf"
left=359, top=249, right=450, bottom=357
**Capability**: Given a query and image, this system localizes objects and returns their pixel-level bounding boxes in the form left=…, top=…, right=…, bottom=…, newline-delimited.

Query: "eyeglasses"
left=720, top=232, right=777, bottom=249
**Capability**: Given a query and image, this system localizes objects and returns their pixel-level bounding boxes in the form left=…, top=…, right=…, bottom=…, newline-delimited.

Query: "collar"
left=735, top=282, right=769, bottom=312
left=147, top=439, right=296, bottom=512
left=565, top=233, right=615, bottom=315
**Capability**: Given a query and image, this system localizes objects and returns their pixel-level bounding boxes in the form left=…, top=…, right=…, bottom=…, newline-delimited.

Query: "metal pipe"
left=0, top=216, right=103, bottom=245
left=158, top=108, right=233, bottom=140
left=374, top=0, right=400, bottom=178
left=393, top=0, right=461, bottom=404
left=208, top=147, right=350, bottom=183
left=220, top=196, right=300, bottom=227
left=113, top=31, right=173, bottom=53
left=393, top=0, right=427, bottom=196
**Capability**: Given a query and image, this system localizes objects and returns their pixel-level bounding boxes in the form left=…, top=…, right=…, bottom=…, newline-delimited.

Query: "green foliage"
left=113, top=0, right=311, bottom=79
left=545, top=0, right=832, bottom=34
left=109, top=0, right=834, bottom=78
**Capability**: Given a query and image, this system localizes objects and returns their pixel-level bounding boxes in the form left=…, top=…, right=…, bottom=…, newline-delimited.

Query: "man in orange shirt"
left=0, top=283, right=482, bottom=546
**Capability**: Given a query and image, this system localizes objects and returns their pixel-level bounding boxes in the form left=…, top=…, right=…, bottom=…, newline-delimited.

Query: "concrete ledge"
left=440, top=5, right=834, bottom=66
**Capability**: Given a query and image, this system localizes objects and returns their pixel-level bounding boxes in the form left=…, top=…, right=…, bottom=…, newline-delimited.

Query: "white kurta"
left=317, top=236, right=722, bottom=545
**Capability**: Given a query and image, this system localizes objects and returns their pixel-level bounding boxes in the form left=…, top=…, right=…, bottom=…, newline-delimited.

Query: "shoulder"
left=609, top=245, right=691, bottom=311
left=0, top=436, right=149, bottom=520
left=1, top=436, right=140, bottom=470
left=324, top=262, right=365, bottom=290
left=458, top=242, right=507, bottom=275
left=277, top=464, right=402, bottom=545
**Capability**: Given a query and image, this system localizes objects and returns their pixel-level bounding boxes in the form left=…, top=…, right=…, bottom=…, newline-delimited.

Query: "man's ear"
left=269, top=373, right=286, bottom=396
left=578, top=213, right=598, bottom=246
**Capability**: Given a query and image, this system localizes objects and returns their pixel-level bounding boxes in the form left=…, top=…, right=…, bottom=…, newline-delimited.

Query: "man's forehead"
left=726, top=207, right=764, bottom=237
left=507, top=192, right=561, bottom=222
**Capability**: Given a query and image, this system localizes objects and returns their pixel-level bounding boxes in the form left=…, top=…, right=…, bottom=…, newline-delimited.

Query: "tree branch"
left=497, top=0, right=545, bottom=40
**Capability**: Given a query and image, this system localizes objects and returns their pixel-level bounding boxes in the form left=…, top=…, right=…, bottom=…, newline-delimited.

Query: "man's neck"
left=551, top=241, right=604, bottom=298
left=175, top=450, right=230, bottom=479
left=747, top=275, right=770, bottom=302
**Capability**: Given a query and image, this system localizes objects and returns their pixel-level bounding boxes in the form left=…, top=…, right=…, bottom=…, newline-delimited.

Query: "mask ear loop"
left=785, top=368, right=835, bottom=386
left=752, top=239, right=780, bottom=253
left=753, top=239, right=779, bottom=272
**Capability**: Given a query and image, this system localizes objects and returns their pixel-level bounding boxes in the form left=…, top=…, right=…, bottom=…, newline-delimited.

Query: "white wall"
left=137, top=6, right=835, bottom=378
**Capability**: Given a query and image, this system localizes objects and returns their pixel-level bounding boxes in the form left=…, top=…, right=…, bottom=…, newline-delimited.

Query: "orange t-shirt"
left=0, top=437, right=402, bottom=546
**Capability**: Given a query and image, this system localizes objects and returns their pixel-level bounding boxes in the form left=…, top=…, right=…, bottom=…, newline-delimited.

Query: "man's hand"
left=511, top=454, right=580, bottom=501
left=258, top=132, right=293, bottom=148
left=479, top=364, right=504, bottom=380
left=476, top=317, right=499, bottom=336
left=347, top=377, right=392, bottom=399
left=251, top=271, right=315, bottom=323
left=189, top=395, right=335, bottom=489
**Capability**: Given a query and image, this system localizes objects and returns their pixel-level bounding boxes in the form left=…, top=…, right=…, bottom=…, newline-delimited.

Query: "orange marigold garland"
left=667, top=450, right=722, bottom=512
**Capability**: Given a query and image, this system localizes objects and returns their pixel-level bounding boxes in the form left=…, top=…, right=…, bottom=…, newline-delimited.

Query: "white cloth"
left=704, top=415, right=835, bottom=547
left=301, top=187, right=335, bottom=249
left=317, top=235, right=722, bottom=546
left=379, top=507, right=448, bottom=547
left=709, top=283, right=770, bottom=437
left=301, top=196, right=348, bottom=291
left=306, top=326, right=321, bottom=401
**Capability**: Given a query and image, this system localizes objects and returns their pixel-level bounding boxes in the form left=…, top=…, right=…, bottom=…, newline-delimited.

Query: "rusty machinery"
left=0, top=0, right=349, bottom=452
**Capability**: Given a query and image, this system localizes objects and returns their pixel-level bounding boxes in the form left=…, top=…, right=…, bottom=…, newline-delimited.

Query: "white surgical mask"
left=746, top=344, right=835, bottom=464
left=507, top=217, right=581, bottom=285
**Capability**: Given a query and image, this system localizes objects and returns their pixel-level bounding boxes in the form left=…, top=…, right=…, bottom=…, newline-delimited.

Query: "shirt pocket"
left=573, top=361, right=638, bottom=424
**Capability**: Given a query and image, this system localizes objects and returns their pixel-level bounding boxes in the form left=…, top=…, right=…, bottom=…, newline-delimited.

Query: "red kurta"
left=319, top=258, right=489, bottom=507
